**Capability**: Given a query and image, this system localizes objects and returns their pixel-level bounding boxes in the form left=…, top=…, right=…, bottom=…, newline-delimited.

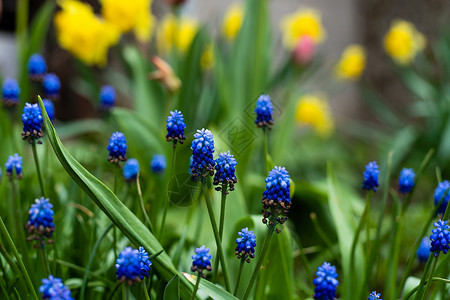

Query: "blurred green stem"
left=404, top=277, right=450, bottom=300
left=263, top=129, right=270, bottom=174
left=201, top=179, right=231, bottom=292
left=212, top=188, right=228, bottom=283
left=234, top=258, right=245, bottom=296
left=242, top=224, right=275, bottom=300
left=39, top=244, right=50, bottom=276
left=419, top=256, right=439, bottom=300
left=113, top=167, right=119, bottom=259
left=142, top=281, right=150, bottom=300
left=31, top=142, right=45, bottom=197
left=137, top=173, right=154, bottom=232
left=189, top=275, right=201, bottom=300
left=159, top=146, right=176, bottom=239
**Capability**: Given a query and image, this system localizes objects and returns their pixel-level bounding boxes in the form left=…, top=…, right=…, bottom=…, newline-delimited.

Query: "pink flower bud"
left=292, top=35, right=315, bottom=65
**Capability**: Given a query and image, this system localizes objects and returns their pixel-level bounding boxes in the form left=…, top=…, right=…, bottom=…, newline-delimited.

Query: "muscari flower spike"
left=255, top=94, right=274, bottom=129
left=313, top=262, right=339, bottom=300
left=123, top=158, right=140, bottom=182
left=99, top=85, right=116, bottom=111
left=235, top=227, right=256, bottom=263
left=434, top=180, right=450, bottom=215
left=5, top=153, right=23, bottom=180
left=430, top=219, right=450, bottom=257
left=107, top=132, right=127, bottom=164
left=39, top=275, right=73, bottom=300
left=2, top=78, right=20, bottom=107
left=368, top=291, right=382, bottom=300
left=398, top=168, right=415, bottom=194
left=28, top=54, right=47, bottom=81
left=190, top=129, right=215, bottom=181
left=362, top=161, right=379, bottom=192
left=22, top=103, right=44, bottom=143
left=166, top=110, right=186, bottom=147
left=43, top=73, right=61, bottom=99
left=26, top=197, right=55, bottom=245
left=42, top=99, right=55, bottom=122
left=151, top=154, right=166, bottom=174
left=261, top=166, right=291, bottom=232
left=191, top=245, right=212, bottom=277
left=115, top=246, right=152, bottom=284
left=417, top=237, right=431, bottom=263
left=213, top=151, right=237, bottom=193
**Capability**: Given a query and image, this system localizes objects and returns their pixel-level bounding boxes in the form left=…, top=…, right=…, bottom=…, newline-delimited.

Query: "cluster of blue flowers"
left=43, top=73, right=61, bottom=100
left=26, top=197, right=55, bottom=245
left=416, top=237, right=431, bottom=263
left=191, top=245, right=212, bottom=277
left=123, top=158, right=140, bottom=181
left=313, top=262, right=339, bottom=300
left=430, top=219, right=450, bottom=256
left=362, top=161, right=379, bottom=192
left=42, top=99, right=55, bottom=122
left=166, top=110, right=186, bottom=146
left=28, top=53, right=47, bottom=81
left=151, top=154, right=167, bottom=174
left=235, top=227, right=256, bottom=263
left=107, top=131, right=127, bottom=164
left=398, top=168, right=415, bottom=194
left=190, top=128, right=215, bottom=180
left=261, top=166, right=291, bottom=231
left=213, top=151, right=237, bottom=192
left=1, top=77, right=20, bottom=108
left=21, top=103, right=44, bottom=143
left=434, top=180, right=450, bottom=215
left=368, top=291, right=382, bottom=300
left=39, top=275, right=73, bottom=300
left=5, top=153, right=23, bottom=180
left=115, top=246, right=152, bottom=284
left=99, top=85, right=116, bottom=111
left=254, top=94, right=274, bottom=129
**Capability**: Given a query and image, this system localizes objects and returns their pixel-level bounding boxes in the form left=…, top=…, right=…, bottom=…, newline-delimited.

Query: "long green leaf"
left=164, top=275, right=180, bottom=300
left=182, top=273, right=238, bottom=300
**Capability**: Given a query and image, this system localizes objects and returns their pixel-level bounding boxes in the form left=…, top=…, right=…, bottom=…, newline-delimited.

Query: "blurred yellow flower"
left=280, top=9, right=326, bottom=50
left=222, top=3, right=244, bottom=41
left=384, top=20, right=426, bottom=65
left=295, top=94, right=333, bottom=137
left=335, top=45, right=366, bottom=80
left=200, top=44, right=215, bottom=70
left=101, top=0, right=155, bottom=42
left=157, top=14, right=199, bottom=54
left=54, top=0, right=119, bottom=66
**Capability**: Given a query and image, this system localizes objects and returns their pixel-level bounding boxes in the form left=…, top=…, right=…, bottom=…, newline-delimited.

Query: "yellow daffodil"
left=200, top=44, right=215, bottom=70
left=335, top=45, right=366, bottom=80
left=101, top=0, right=155, bottom=42
left=157, top=14, right=199, bottom=54
left=384, top=19, right=426, bottom=65
left=295, top=94, right=333, bottom=137
left=222, top=3, right=244, bottom=41
left=280, top=8, right=326, bottom=50
left=54, top=0, right=119, bottom=66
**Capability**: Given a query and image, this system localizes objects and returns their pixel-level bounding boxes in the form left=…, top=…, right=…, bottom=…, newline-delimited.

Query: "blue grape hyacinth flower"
left=417, top=237, right=431, bottom=263
left=362, top=161, right=379, bottom=192
left=42, top=99, right=55, bottom=122
left=123, top=158, right=140, bottom=182
left=116, top=246, right=152, bottom=284
left=255, top=94, right=274, bottom=129
left=191, top=245, right=212, bottom=277
left=107, top=132, right=127, bottom=164
left=434, top=180, right=450, bottom=215
left=150, top=154, right=166, bottom=174
left=2, top=78, right=20, bottom=107
left=5, top=153, right=23, bottom=179
left=166, top=110, right=186, bottom=147
left=22, top=103, right=44, bottom=143
left=398, top=168, right=415, bottom=194
left=368, top=291, right=382, bottom=300
left=43, top=73, right=61, bottom=99
left=235, top=227, right=256, bottom=263
left=99, top=85, right=116, bottom=111
left=28, top=54, right=47, bottom=81
left=213, top=151, right=237, bottom=192
left=190, top=129, right=215, bottom=181
left=261, top=166, right=291, bottom=231
left=430, top=219, right=450, bottom=257
left=26, top=197, right=55, bottom=244
left=313, top=262, right=339, bottom=300
left=39, top=275, right=73, bottom=300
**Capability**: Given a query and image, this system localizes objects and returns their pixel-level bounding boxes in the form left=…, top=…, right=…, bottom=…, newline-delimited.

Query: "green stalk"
left=113, top=167, right=119, bottom=260
left=31, top=142, right=45, bottom=197
left=385, top=191, right=401, bottom=299
left=0, top=216, right=38, bottom=299
left=39, top=244, right=50, bottom=276
left=201, top=180, right=231, bottom=292
left=419, top=256, right=439, bottom=300
left=263, top=129, right=270, bottom=174
left=233, top=258, right=245, bottom=296
left=189, top=275, right=201, bottom=300
left=212, top=188, right=228, bottom=282
left=414, top=253, right=434, bottom=300
left=108, top=283, right=121, bottom=300
left=404, top=277, right=450, bottom=300
left=310, top=213, right=338, bottom=262
left=159, top=146, right=177, bottom=239
left=242, top=224, right=275, bottom=300
left=137, top=173, right=154, bottom=232
left=142, top=281, right=151, bottom=300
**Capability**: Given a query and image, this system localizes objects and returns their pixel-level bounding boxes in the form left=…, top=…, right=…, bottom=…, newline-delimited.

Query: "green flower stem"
left=404, top=277, right=450, bottom=300
left=159, top=146, right=177, bottom=239
left=242, top=224, right=275, bottom=300
left=39, top=244, right=50, bottom=276
left=233, top=258, right=246, bottom=296
left=201, top=180, right=231, bottom=292
left=189, top=275, right=201, bottom=300
left=310, top=213, right=338, bottom=262
left=0, top=216, right=38, bottom=300
left=142, top=281, right=151, bottom=300
left=113, top=167, right=119, bottom=260
left=386, top=191, right=402, bottom=299
left=108, top=283, right=121, bottom=300
left=212, top=188, right=228, bottom=283
left=419, top=255, right=439, bottom=300
left=263, top=129, right=270, bottom=174
left=31, top=141, right=46, bottom=197
left=137, top=173, right=154, bottom=232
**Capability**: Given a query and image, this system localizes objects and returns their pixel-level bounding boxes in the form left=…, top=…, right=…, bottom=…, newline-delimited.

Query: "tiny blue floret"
left=313, top=262, right=339, bottom=300
left=191, top=245, right=212, bottom=276
left=138, top=246, right=152, bottom=280
left=2, top=78, right=20, bottom=107
left=123, top=158, right=140, bottom=181
left=430, top=219, right=450, bottom=257
left=262, top=166, right=291, bottom=229
left=26, top=197, right=55, bottom=243
left=362, top=161, right=379, bottom=192
left=39, top=275, right=73, bottom=300
left=213, top=151, right=237, bottom=192
left=22, top=103, right=44, bottom=143
left=255, top=94, right=274, bottom=129
left=43, top=73, right=61, bottom=99
left=99, top=85, right=116, bottom=110
left=166, top=110, right=186, bottom=146
left=5, top=153, right=23, bottom=179
left=368, top=291, right=382, bottom=300
left=28, top=54, right=47, bottom=80
left=107, top=132, right=127, bottom=164
left=417, top=237, right=431, bottom=263
left=190, top=129, right=215, bottom=180
left=235, top=227, right=256, bottom=262
left=150, top=154, right=166, bottom=174
left=434, top=180, right=450, bottom=215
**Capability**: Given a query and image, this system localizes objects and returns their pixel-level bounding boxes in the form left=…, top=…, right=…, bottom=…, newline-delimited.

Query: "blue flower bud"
left=368, top=291, right=382, bottom=300
left=22, top=103, right=44, bottom=143
left=313, top=262, right=339, bottom=300
left=262, top=166, right=291, bottom=230
left=99, top=85, right=116, bottom=110
left=107, top=132, right=127, bottom=164
left=43, top=73, right=61, bottom=99
left=39, top=275, right=73, bottom=300
left=416, top=237, right=431, bottom=263
left=434, top=180, right=450, bottom=215
left=115, top=246, right=151, bottom=284
left=191, top=245, right=212, bottom=276
left=123, top=158, right=140, bottom=181
left=213, top=151, right=237, bottom=192
left=26, top=197, right=55, bottom=244
left=2, top=78, right=20, bottom=107
left=398, top=168, right=415, bottom=194
left=28, top=54, right=47, bottom=81
left=166, top=110, right=186, bottom=146
left=150, top=154, right=166, bottom=174
left=235, top=227, right=256, bottom=263
left=430, top=219, right=450, bottom=257
left=255, top=94, right=274, bottom=129
left=362, top=161, right=379, bottom=192
left=5, top=153, right=23, bottom=179
left=190, top=129, right=215, bottom=180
